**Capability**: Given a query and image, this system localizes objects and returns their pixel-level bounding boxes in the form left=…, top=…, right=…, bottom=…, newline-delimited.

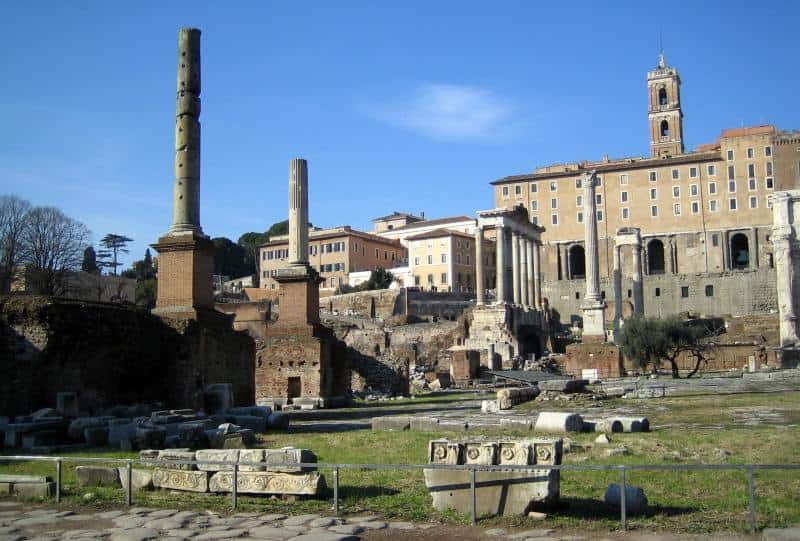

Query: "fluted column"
left=495, top=226, right=506, bottom=304
left=169, top=28, right=203, bottom=235
left=288, top=158, right=309, bottom=265
left=613, top=244, right=622, bottom=328
left=511, top=231, right=521, bottom=305
left=533, top=241, right=542, bottom=308
left=772, top=192, right=799, bottom=345
left=526, top=238, right=535, bottom=309
left=584, top=175, right=601, bottom=303
left=632, top=241, right=643, bottom=315
left=520, top=237, right=529, bottom=307
left=475, top=226, right=485, bottom=305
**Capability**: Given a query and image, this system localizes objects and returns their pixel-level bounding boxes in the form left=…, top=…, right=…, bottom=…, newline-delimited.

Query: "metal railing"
left=1, top=455, right=798, bottom=533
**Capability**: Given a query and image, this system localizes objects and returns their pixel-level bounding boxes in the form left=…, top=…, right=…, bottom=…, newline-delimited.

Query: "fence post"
left=470, top=467, right=477, bottom=524
left=333, top=467, right=340, bottom=516
left=620, top=468, right=627, bottom=531
left=126, top=461, right=132, bottom=506
left=747, top=467, right=757, bottom=533
left=55, top=460, right=62, bottom=504
left=232, top=464, right=238, bottom=510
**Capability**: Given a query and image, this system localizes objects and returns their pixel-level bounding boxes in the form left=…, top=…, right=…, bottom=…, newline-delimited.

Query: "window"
left=550, top=181, right=557, bottom=191
left=690, top=167, right=698, bottom=178
left=530, top=200, right=538, bottom=211
left=728, top=180, right=736, bottom=193
left=660, top=120, right=670, bottom=137
left=651, top=205, right=658, bottom=217
left=427, top=255, right=433, bottom=264
left=691, top=201, right=699, bottom=214
left=705, top=285, right=714, bottom=297
left=708, top=164, right=716, bottom=176
left=515, top=185, right=521, bottom=195
left=576, top=195, right=583, bottom=207
left=727, top=149, right=734, bottom=161
left=649, top=171, right=657, bottom=182
left=454, top=254, right=461, bottom=264
left=622, top=207, right=629, bottom=219
left=709, top=182, right=717, bottom=194
left=531, top=216, right=538, bottom=225
left=621, top=191, right=628, bottom=203
left=709, top=200, right=718, bottom=212
left=766, top=177, right=774, bottom=189
left=414, top=256, right=420, bottom=265
left=620, top=174, right=629, bottom=185
left=375, top=248, right=379, bottom=257
left=766, top=161, right=773, bottom=176
left=655, top=287, right=661, bottom=297
left=747, top=148, right=754, bottom=159
left=659, top=86, right=668, bottom=105
left=597, top=210, right=603, bottom=222
left=672, top=186, right=680, bottom=198
left=749, top=196, right=758, bottom=209
left=441, top=273, right=447, bottom=284
left=441, top=254, right=447, bottom=263
left=748, top=163, right=755, bottom=178
left=650, top=188, right=657, bottom=200
left=596, top=176, right=603, bottom=186
left=727, top=165, right=735, bottom=180
left=414, top=275, right=420, bottom=286
left=690, top=184, right=698, bottom=197
left=596, top=194, right=603, bottom=205
left=681, top=286, right=689, bottom=298
left=502, top=186, right=509, bottom=198
left=674, top=203, right=681, bottom=215
left=352, top=242, right=358, bottom=253
left=672, top=168, right=679, bottom=180
left=577, top=212, right=584, bottom=223
left=765, top=146, right=772, bottom=157
left=551, top=214, right=558, bottom=225
left=551, top=197, right=558, bottom=209
left=427, top=274, right=433, bottom=284
left=530, top=183, right=537, bottom=193
left=729, top=198, right=738, bottom=210
left=748, top=178, right=756, bottom=191
left=466, top=255, right=470, bottom=265
left=575, top=178, right=582, bottom=189
left=712, top=234, right=719, bottom=247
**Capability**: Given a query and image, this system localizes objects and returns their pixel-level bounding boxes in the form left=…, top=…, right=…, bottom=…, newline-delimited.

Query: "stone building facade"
left=259, top=227, right=405, bottom=292
left=406, top=228, right=495, bottom=293
left=490, top=54, right=800, bottom=325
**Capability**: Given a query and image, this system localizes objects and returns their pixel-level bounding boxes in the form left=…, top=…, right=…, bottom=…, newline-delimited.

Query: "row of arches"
left=566, top=233, right=751, bottom=278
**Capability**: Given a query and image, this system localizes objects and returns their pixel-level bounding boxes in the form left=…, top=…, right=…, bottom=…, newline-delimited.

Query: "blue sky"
left=1, top=1, right=798, bottom=269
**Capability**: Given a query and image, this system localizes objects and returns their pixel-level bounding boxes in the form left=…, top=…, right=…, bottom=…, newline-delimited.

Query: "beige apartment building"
left=260, top=226, right=405, bottom=292
left=406, top=228, right=496, bottom=293
left=492, top=54, right=800, bottom=286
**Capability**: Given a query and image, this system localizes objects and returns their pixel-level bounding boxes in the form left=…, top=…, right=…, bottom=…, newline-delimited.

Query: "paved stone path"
left=0, top=501, right=796, bottom=541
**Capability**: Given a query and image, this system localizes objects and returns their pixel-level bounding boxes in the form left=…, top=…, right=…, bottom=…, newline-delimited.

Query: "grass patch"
left=2, top=392, right=798, bottom=532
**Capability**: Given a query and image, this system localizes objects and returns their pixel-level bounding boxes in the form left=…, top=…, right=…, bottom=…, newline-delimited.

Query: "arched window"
left=731, top=233, right=750, bottom=269
left=660, top=120, right=670, bottom=138
left=658, top=87, right=668, bottom=106
left=568, top=245, right=586, bottom=279
left=647, top=239, right=665, bottom=274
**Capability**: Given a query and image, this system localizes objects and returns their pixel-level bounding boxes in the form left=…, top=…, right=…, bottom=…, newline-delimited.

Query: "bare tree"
left=0, top=195, right=31, bottom=292
left=19, top=206, right=90, bottom=295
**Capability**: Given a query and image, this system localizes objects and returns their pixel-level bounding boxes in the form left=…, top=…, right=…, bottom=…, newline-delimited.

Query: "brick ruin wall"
left=543, top=268, right=778, bottom=327
left=0, top=295, right=254, bottom=417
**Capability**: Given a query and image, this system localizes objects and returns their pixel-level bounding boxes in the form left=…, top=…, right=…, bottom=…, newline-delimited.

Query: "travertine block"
left=238, top=449, right=266, bottom=471
left=157, top=450, right=196, bottom=470
left=195, top=449, right=239, bottom=471
left=264, top=447, right=317, bottom=472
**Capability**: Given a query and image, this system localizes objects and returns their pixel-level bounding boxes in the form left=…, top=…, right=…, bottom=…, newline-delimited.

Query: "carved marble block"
left=196, top=449, right=239, bottom=471
left=152, top=468, right=210, bottom=492
left=208, top=471, right=324, bottom=495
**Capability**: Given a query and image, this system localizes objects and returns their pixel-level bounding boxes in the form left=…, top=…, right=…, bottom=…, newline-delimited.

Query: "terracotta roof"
left=388, top=215, right=475, bottom=232
left=372, top=211, right=423, bottom=222
left=405, top=228, right=473, bottom=241
left=719, top=125, right=775, bottom=138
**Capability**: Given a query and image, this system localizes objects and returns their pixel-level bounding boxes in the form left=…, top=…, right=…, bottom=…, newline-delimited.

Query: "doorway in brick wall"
left=287, top=377, right=301, bottom=400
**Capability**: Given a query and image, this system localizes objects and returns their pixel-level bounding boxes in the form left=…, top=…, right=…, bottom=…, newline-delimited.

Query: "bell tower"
left=647, top=52, right=684, bottom=158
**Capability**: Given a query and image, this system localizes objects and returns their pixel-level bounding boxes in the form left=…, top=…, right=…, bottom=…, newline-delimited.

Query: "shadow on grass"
left=542, top=497, right=696, bottom=521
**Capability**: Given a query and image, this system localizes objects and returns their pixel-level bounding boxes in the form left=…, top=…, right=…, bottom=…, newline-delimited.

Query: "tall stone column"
left=288, top=158, right=309, bottom=265
left=152, top=28, right=215, bottom=319
left=772, top=191, right=799, bottom=346
left=613, top=244, right=622, bottom=329
left=475, top=227, right=485, bottom=305
left=581, top=171, right=606, bottom=341
left=520, top=237, right=529, bottom=307
left=525, top=238, right=535, bottom=309
left=632, top=240, right=644, bottom=315
left=511, top=231, right=521, bottom=305
left=170, top=28, right=203, bottom=236
left=533, top=242, right=542, bottom=309
left=495, top=226, right=506, bottom=304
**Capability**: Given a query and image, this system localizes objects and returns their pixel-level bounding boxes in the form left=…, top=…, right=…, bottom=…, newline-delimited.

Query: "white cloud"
left=368, top=83, right=517, bottom=143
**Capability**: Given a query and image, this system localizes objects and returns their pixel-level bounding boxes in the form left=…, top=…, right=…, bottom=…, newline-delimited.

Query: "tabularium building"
left=491, top=54, right=800, bottom=323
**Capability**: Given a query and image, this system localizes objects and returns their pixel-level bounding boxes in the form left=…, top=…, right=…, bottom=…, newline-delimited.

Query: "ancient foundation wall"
left=320, top=289, right=474, bottom=322
left=0, top=295, right=255, bottom=417
left=543, top=268, right=777, bottom=326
